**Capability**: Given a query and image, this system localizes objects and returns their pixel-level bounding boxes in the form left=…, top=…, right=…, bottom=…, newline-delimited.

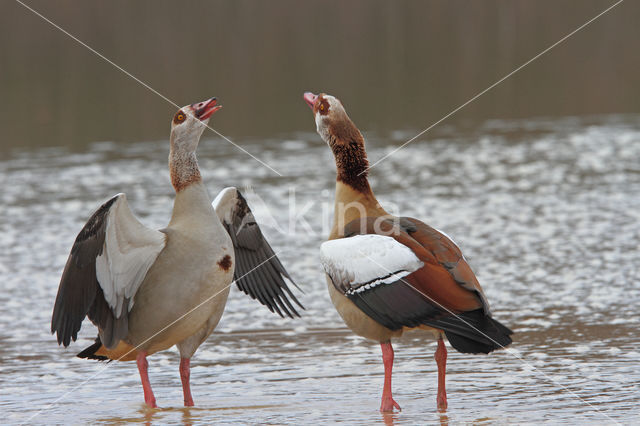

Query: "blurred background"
left=0, top=0, right=638, bottom=151
left=2, top=1, right=639, bottom=423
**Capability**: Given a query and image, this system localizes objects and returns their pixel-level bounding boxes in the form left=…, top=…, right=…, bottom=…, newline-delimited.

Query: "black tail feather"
left=425, top=309, right=513, bottom=354
left=76, top=335, right=109, bottom=361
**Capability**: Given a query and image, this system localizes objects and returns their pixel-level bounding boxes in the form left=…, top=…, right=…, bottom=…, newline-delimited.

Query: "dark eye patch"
left=173, top=110, right=186, bottom=124
left=316, top=98, right=330, bottom=116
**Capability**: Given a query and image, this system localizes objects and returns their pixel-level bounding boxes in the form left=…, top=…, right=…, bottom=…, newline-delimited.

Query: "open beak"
left=303, top=92, right=318, bottom=110
left=192, top=97, right=222, bottom=121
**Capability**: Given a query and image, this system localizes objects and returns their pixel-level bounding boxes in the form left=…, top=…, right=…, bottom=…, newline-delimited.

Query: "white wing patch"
left=212, top=186, right=238, bottom=223
left=95, top=194, right=166, bottom=318
left=320, top=234, right=424, bottom=295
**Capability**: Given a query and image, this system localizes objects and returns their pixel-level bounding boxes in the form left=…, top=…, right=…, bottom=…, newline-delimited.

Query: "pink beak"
left=303, top=92, right=318, bottom=109
left=192, top=97, right=222, bottom=121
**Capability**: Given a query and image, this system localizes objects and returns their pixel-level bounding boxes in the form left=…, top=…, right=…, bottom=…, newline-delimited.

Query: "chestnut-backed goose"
left=303, top=91, right=512, bottom=412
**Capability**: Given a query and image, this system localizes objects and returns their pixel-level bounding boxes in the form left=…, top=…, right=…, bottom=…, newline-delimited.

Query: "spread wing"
left=51, top=194, right=166, bottom=349
left=213, top=187, right=304, bottom=318
left=324, top=217, right=513, bottom=354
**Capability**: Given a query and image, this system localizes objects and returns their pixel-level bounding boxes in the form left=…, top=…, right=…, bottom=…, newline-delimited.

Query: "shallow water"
left=1, top=115, right=639, bottom=424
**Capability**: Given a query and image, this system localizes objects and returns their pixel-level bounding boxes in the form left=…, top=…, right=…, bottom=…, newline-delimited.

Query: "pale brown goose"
left=303, top=91, right=512, bottom=412
left=51, top=97, right=303, bottom=408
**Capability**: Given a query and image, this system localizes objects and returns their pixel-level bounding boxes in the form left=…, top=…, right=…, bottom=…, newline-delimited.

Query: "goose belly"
left=326, top=275, right=401, bottom=343
left=126, top=237, right=234, bottom=354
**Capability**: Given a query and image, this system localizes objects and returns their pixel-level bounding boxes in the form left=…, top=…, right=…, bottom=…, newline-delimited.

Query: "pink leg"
left=180, top=357, right=194, bottom=407
left=136, top=351, right=157, bottom=408
left=380, top=342, right=401, bottom=412
left=435, top=337, right=448, bottom=411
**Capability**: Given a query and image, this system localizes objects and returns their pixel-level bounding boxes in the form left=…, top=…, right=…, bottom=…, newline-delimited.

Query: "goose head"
left=303, top=91, right=365, bottom=156
left=303, top=91, right=371, bottom=191
left=303, top=92, right=354, bottom=144
left=170, top=97, right=222, bottom=152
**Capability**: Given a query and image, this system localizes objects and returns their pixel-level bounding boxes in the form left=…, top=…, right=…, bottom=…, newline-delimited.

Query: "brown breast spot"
left=217, top=254, right=232, bottom=271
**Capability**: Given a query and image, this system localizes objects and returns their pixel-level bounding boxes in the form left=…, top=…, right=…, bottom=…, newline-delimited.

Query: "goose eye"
left=319, top=104, right=324, bottom=111
left=174, top=111, right=186, bottom=124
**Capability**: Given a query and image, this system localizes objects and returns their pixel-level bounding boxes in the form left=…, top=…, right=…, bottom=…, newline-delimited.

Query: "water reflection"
left=1, top=116, right=639, bottom=423
left=382, top=412, right=397, bottom=426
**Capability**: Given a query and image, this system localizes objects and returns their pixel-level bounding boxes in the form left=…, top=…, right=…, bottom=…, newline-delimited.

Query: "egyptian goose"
left=51, top=97, right=303, bottom=408
left=303, top=92, right=513, bottom=412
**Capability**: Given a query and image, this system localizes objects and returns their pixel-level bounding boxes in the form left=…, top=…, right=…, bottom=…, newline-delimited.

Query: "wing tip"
left=77, top=336, right=109, bottom=361
left=438, top=311, right=514, bottom=354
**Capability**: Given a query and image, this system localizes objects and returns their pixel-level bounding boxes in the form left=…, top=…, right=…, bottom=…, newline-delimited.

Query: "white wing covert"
left=320, top=234, right=424, bottom=295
